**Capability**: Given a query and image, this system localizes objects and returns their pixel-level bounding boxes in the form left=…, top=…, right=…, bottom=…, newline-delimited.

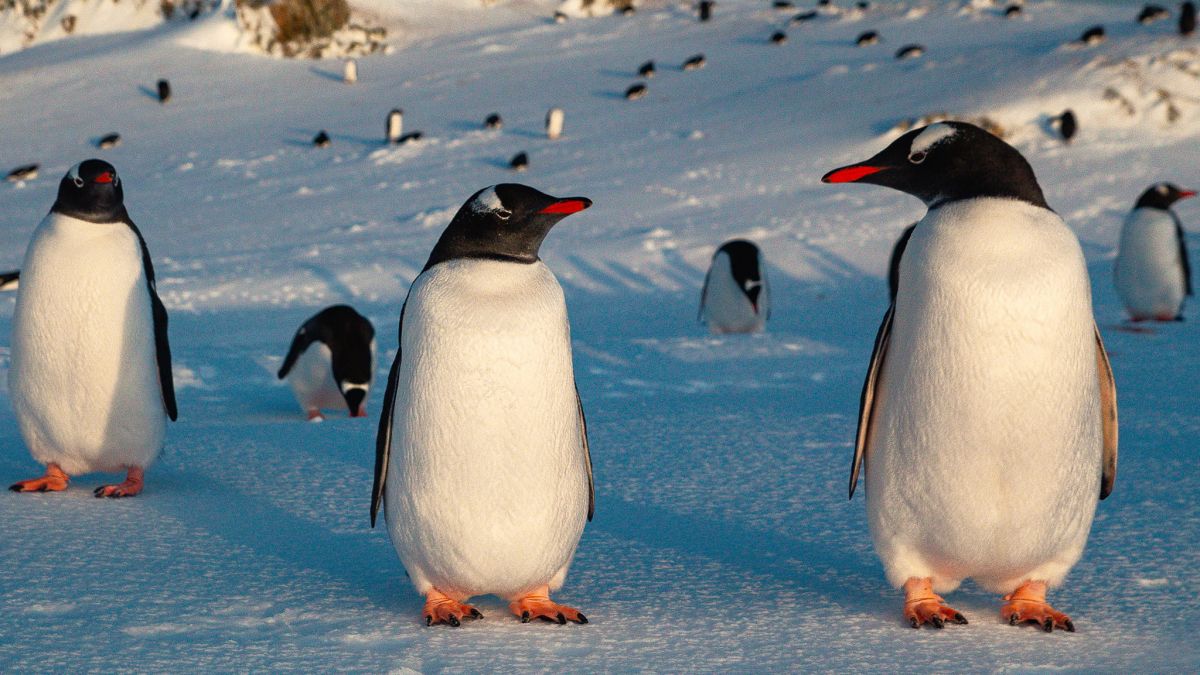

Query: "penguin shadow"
left=295, top=262, right=359, bottom=301
left=481, top=155, right=519, bottom=170
left=332, top=133, right=389, bottom=148
left=597, top=68, right=638, bottom=79
left=506, top=127, right=548, bottom=139
left=448, top=119, right=488, bottom=133
left=136, top=85, right=160, bottom=101
left=308, top=66, right=347, bottom=83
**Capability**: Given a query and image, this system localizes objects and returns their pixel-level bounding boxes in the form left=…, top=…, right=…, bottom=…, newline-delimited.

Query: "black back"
left=1059, top=110, right=1077, bottom=141
left=51, top=160, right=177, bottom=421
left=157, top=79, right=171, bottom=103
left=278, top=304, right=376, bottom=387
left=823, top=121, right=1049, bottom=210
left=887, top=223, right=917, bottom=302
left=1183, top=2, right=1196, bottom=35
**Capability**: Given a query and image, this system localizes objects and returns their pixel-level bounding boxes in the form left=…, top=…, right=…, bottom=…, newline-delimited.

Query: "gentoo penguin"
left=1004, top=4, right=1022, bottom=18
left=770, top=31, right=788, bottom=45
left=682, top=54, right=706, bottom=70
left=8, top=159, right=177, bottom=498
left=699, top=0, right=713, bottom=22
left=510, top=152, right=529, bottom=171
left=1079, top=25, right=1105, bottom=45
left=546, top=107, right=564, bottom=140
left=371, top=184, right=595, bottom=627
left=895, top=44, right=924, bottom=59
left=887, top=223, right=917, bottom=302
left=1137, top=5, right=1169, bottom=24
left=822, top=122, right=1117, bottom=631
left=625, top=83, right=648, bottom=100
left=97, top=133, right=121, bottom=149
left=343, top=59, right=358, bottom=84
left=699, top=239, right=769, bottom=334
left=313, top=130, right=331, bottom=148
left=638, top=60, right=656, bottom=77
left=156, top=79, right=171, bottom=104
left=0, top=269, right=19, bottom=291
left=1183, top=2, right=1197, bottom=35
left=6, top=164, right=38, bottom=182
left=484, top=113, right=503, bottom=130
left=1056, top=110, right=1077, bottom=142
left=278, top=305, right=376, bottom=421
left=856, top=30, right=880, bottom=46
left=1114, top=182, right=1195, bottom=321
left=387, top=109, right=403, bottom=144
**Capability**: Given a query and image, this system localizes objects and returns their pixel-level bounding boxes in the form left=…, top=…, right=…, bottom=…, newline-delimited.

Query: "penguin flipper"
left=850, top=305, right=894, bottom=499
left=1095, top=324, right=1118, bottom=500
left=277, top=319, right=320, bottom=379
left=575, top=383, right=595, bottom=521
left=371, top=299, right=407, bottom=528
left=1174, top=215, right=1192, bottom=296
left=126, top=218, right=177, bottom=421
left=0, top=269, right=18, bottom=290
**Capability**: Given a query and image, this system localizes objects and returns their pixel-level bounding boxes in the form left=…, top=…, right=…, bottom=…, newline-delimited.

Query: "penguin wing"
left=850, top=305, right=894, bottom=499
left=277, top=319, right=320, bottom=379
left=0, top=269, right=18, bottom=290
left=576, top=383, right=595, bottom=521
left=126, top=219, right=177, bottom=422
left=371, top=299, right=408, bottom=528
left=1095, top=324, right=1118, bottom=500
left=1174, top=213, right=1192, bottom=296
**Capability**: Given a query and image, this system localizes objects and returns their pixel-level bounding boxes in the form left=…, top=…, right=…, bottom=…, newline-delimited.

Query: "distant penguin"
left=1079, top=25, right=1105, bottom=44
left=371, top=183, right=595, bottom=627
left=97, top=133, right=121, bottom=149
left=857, top=0, right=871, bottom=8
left=510, top=152, right=529, bottom=171
left=1056, top=110, right=1077, bottom=142
left=619, top=4, right=635, bottom=15
left=485, top=113, right=503, bottom=130
left=0, top=270, right=19, bottom=291
left=553, top=10, right=567, bottom=23
left=792, top=10, right=818, bottom=24
left=344, top=59, right=358, bottom=84
left=773, top=1, right=794, bottom=8
left=638, top=60, right=656, bottom=78
left=278, top=305, right=376, bottom=421
left=1004, top=4, right=1022, bottom=18
left=1137, top=4, right=1169, bottom=24
left=699, top=0, right=714, bottom=21
left=1183, top=2, right=1196, bottom=35
left=771, top=31, right=788, bottom=44
left=699, top=239, right=769, bottom=334
left=387, top=109, right=403, bottom=144
left=1114, top=183, right=1195, bottom=321
left=895, top=44, right=925, bottom=59
left=856, top=30, right=880, bottom=46
left=6, top=164, right=38, bottom=182
left=313, top=130, right=331, bottom=148
left=399, top=131, right=423, bottom=144
left=683, top=54, right=707, bottom=70
left=8, top=159, right=177, bottom=498
left=157, top=79, right=171, bottom=104
left=625, top=83, right=648, bottom=100
left=546, top=107, right=564, bottom=140
left=823, top=121, right=1117, bottom=632
left=887, top=223, right=917, bottom=302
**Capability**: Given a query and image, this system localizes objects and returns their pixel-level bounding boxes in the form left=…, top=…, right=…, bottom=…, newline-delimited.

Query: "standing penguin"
left=8, top=160, right=177, bottom=498
left=1114, top=183, right=1194, bottom=322
left=823, top=122, right=1117, bottom=631
left=371, top=184, right=594, bottom=627
left=699, top=239, right=769, bottom=334
left=278, top=305, right=376, bottom=421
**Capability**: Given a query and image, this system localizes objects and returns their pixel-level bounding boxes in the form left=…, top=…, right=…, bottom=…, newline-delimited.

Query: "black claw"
left=1010, top=613, right=1019, bottom=625
left=470, top=608, right=483, bottom=619
left=575, top=612, right=589, bottom=624
left=425, top=615, right=433, bottom=626
left=448, top=615, right=461, bottom=627
left=1043, top=617, right=1053, bottom=633
left=538, top=614, right=559, bottom=624
left=8, top=484, right=21, bottom=492
left=556, top=612, right=567, bottom=625
left=931, top=615, right=945, bottom=629
left=93, top=487, right=105, bottom=497
left=521, top=610, right=531, bottom=623
left=1064, top=619, right=1075, bottom=632
left=954, top=613, right=968, bottom=625
left=910, top=617, right=920, bottom=629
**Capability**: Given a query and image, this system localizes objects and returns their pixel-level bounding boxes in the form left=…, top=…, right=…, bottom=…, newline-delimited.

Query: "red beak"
left=821, top=165, right=886, bottom=184
left=94, top=171, right=114, bottom=184
left=538, top=198, right=592, bottom=215
left=1180, top=190, right=1197, bottom=199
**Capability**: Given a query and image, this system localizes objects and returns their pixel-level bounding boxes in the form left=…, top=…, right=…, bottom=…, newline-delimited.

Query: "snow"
left=1, top=0, right=1199, bottom=670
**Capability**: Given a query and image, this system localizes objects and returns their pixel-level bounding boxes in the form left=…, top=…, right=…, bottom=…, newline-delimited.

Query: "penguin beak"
left=94, top=171, right=115, bottom=184
left=538, top=198, right=592, bottom=215
left=1180, top=190, right=1197, bottom=199
left=821, top=164, right=887, bottom=184
left=343, top=387, right=367, bottom=418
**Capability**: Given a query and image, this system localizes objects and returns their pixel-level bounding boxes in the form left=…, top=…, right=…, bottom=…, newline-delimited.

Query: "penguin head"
left=54, top=159, right=125, bottom=223
left=821, top=122, right=1048, bottom=209
left=423, top=184, right=592, bottom=270
left=321, top=305, right=375, bottom=417
left=1134, top=183, right=1196, bottom=210
left=715, top=239, right=765, bottom=311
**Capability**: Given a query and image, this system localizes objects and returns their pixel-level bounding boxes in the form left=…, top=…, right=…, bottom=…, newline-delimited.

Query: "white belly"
left=867, top=199, right=1102, bottom=593
left=286, top=344, right=348, bottom=413
left=8, top=213, right=167, bottom=475
left=701, top=253, right=766, bottom=334
left=1114, top=207, right=1186, bottom=320
left=384, top=259, right=588, bottom=600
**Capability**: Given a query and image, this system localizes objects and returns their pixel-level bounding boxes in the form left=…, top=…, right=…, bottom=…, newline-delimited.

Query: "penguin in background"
left=278, top=305, right=376, bottom=421
left=823, top=122, right=1117, bottom=632
left=372, top=184, right=594, bottom=627
left=887, top=223, right=917, bottom=302
left=0, top=269, right=19, bottom=291
left=699, top=239, right=769, bottom=334
left=9, top=160, right=177, bottom=498
left=1114, top=182, right=1194, bottom=322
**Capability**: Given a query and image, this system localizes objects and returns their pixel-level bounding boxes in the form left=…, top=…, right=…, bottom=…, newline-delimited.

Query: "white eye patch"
left=67, top=163, right=84, bottom=187
left=471, top=186, right=511, bottom=220
left=909, top=123, right=957, bottom=162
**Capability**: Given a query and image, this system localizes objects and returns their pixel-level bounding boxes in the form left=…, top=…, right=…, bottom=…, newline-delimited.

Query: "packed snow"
left=1, top=0, right=1199, bottom=670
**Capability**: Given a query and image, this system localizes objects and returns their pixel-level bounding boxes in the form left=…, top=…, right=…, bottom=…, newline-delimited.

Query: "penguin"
left=6, top=164, right=38, bottom=182
left=624, top=83, right=648, bottom=100
left=398, top=131, right=423, bottom=144
left=822, top=122, right=1117, bottom=632
left=1078, top=25, right=1105, bottom=45
left=699, top=0, right=714, bottom=22
left=278, top=305, right=376, bottom=421
left=546, top=107, right=564, bottom=141
left=770, top=31, right=788, bottom=45
left=97, top=133, right=121, bottom=149
left=313, top=130, right=331, bottom=148
left=773, top=1, right=794, bottom=8
left=0, top=270, right=19, bottom=291
left=637, top=60, right=656, bottom=78
left=683, top=54, right=707, bottom=70
left=371, top=183, right=595, bottom=627
left=156, top=79, right=171, bottom=104
left=887, top=223, right=917, bottom=302
left=791, top=10, right=818, bottom=24
left=1137, top=5, right=1169, bottom=24
left=387, top=109, right=403, bottom=144
left=1056, top=110, right=1077, bottom=142
left=895, top=44, right=925, bottom=59
left=553, top=10, right=567, bottom=23
left=509, top=152, right=529, bottom=171
left=484, top=113, right=503, bottom=130
left=1004, top=4, right=1022, bottom=18
left=344, top=59, right=358, bottom=84
left=619, top=4, right=635, bottom=15
left=856, top=30, right=880, bottom=46
left=1183, top=1, right=1196, bottom=35
left=1114, top=183, right=1195, bottom=322
left=8, top=159, right=177, bottom=498
left=699, top=239, right=769, bottom=334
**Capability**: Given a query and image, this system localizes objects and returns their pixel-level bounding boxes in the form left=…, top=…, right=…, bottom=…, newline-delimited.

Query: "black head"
left=1134, top=182, right=1196, bottom=210
left=714, top=239, right=765, bottom=311
left=317, top=305, right=376, bottom=416
left=52, top=159, right=126, bottom=223
left=423, top=184, right=592, bottom=271
left=821, top=121, right=1048, bottom=210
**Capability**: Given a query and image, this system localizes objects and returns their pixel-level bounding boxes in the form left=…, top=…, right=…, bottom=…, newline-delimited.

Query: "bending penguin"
left=371, top=183, right=595, bottom=627
left=823, top=122, right=1117, bottom=632
left=278, top=305, right=376, bottom=421
left=9, top=159, right=177, bottom=498
left=1114, top=182, right=1194, bottom=322
left=699, top=239, right=769, bottom=333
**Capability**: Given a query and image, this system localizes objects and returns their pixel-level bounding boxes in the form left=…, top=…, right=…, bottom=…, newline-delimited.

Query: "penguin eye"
left=908, top=151, right=927, bottom=165
left=495, top=208, right=512, bottom=221
left=72, top=176, right=85, bottom=188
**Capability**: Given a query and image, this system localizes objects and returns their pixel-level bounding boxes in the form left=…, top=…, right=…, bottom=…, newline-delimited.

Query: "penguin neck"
left=422, top=227, right=546, bottom=272
left=50, top=201, right=129, bottom=225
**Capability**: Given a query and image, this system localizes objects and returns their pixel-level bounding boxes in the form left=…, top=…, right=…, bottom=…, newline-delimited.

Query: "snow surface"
left=2, top=0, right=1199, bottom=670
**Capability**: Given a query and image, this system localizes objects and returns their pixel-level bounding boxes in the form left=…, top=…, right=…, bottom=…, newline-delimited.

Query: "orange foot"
left=93, top=467, right=144, bottom=498
left=508, top=585, right=588, bottom=625
left=350, top=406, right=367, bottom=418
left=423, top=588, right=482, bottom=627
left=1001, top=580, right=1075, bottom=632
left=903, top=577, right=968, bottom=629
left=307, top=410, right=325, bottom=422
left=9, top=463, right=70, bottom=493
